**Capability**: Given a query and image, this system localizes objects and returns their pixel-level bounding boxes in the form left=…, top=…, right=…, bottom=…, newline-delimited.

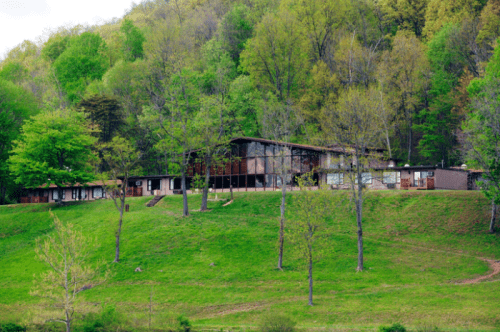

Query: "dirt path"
left=459, top=259, right=500, bottom=284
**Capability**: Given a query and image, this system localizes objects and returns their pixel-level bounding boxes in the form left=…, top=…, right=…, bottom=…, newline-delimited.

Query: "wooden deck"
left=126, top=187, right=143, bottom=197
left=401, top=178, right=434, bottom=190
left=20, top=196, right=49, bottom=203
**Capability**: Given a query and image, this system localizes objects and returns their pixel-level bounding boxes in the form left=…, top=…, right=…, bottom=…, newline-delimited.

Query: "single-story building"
left=18, top=138, right=485, bottom=203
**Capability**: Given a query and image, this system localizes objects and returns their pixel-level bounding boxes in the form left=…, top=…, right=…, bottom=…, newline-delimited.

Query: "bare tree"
left=260, top=94, right=299, bottom=270
left=322, top=87, right=385, bottom=271
left=31, top=210, right=108, bottom=332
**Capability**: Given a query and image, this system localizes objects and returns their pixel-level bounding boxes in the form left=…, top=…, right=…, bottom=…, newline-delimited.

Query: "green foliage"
left=120, top=19, right=146, bottom=62
left=379, top=323, right=407, bottom=332
left=259, top=314, right=296, bottom=332
left=8, top=110, right=97, bottom=191
left=219, top=4, right=253, bottom=66
left=41, top=35, right=70, bottom=62
left=78, top=95, right=125, bottom=143
left=176, top=316, right=191, bottom=332
left=53, top=32, right=109, bottom=104
left=0, top=79, right=38, bottom=204
left=0, top=62, right=28, bottom=85
left=415, top=24, right=462, bottom=165
left=79, top=305, right=121, bottom=332
left=0, top=323, right=26, bottom=332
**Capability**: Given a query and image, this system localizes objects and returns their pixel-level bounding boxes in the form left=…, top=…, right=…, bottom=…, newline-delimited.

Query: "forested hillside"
left=1, top=0, right=500, bottom=204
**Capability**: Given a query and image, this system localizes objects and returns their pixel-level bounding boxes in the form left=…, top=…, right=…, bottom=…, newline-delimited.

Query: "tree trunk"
left=58, top=186, right=64, bottom=206
left=407, top=117, right=412, bottom=163
left=230, top=185, right=233, bottom=201
left=65, top=316, right=71, bottom=332
left=114, top=203, right=124, bottom=263
left=278, top=175, right=286, bottom=270
left=356, top=175, right=364, bottom=271
left=182, top=173, right=189, bottom=217
left=201, top=156, right=212, bottom=211
left=490, top=200, right=496, bottom=234
left=0, top=184, right=6, bottom=205
left=308, top=248, right=313, bottom=306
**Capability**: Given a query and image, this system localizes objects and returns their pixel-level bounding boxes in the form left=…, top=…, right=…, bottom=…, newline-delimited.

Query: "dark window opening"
left=247, top=175, right=256, bottom=188
left=256, top=175, right=265, bottom=188
left=223, top=176, right=230, bottom=188
left=231, top=176, right=238, bottom=188
left=216, top=176, right=223, bottom=189
left=148, top=179, right=161, bottom=191
left=238, top=175, right=246, bottom=188
left=173, top=178, right=182, bottom=190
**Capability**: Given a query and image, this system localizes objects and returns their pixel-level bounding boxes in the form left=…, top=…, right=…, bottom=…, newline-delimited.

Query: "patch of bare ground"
left=458, top=259, right=500, bottom=284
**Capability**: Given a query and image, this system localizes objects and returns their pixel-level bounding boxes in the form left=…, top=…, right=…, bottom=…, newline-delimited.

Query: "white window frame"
left=52, top=189, right=66, bottom=200
left=383, top=171, right=397, bottom=184
left=355, top=172, right=372, bottom=184
left=327, top=173, right=344, bottom=185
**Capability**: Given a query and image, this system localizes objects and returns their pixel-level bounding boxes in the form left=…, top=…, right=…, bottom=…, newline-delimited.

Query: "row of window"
left=52, top=187, right=106, bottom=200
left=327, top=171, right=402, bottom=185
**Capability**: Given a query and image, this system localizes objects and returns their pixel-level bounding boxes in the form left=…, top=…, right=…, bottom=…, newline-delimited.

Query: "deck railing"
left=401, top=178, right=434, bottom=190
left=20, top=196, right=49, bottom=203
left=125, top=187, right=143, bottom=197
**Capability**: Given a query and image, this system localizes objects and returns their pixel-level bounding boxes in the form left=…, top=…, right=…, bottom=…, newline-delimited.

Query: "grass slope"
left=0, top=190, right=499, bottom=330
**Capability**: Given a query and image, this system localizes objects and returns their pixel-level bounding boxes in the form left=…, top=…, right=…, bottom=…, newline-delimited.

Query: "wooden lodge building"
left=19, top=137, right=484, bottom=204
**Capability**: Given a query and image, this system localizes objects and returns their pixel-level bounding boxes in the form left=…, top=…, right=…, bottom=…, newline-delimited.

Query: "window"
left=72, top=188, right=77, bottom=199
left=383, top=171, right=397, bottom=184
left=52, top=189, right=66, bottom=200
left=355, top=172, right=372, bottom=184
left=147, top=179, right=161, bottom=191
left=327, top=173, right=344, bottom=185
left=93, top=187, right=104, bottom=198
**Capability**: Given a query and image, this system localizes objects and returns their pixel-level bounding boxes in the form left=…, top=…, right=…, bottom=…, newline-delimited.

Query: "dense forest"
left=1, top=0, right=500, bottom=204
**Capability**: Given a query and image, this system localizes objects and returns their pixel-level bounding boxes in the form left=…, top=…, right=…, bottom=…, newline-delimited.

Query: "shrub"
left=177, top=316, right=191, bottom=332
left=379, top=323, right=407, bottom=332
left=79, top=305, right=121, bottom=332
left=0, top=323, right=26, bottom=332
left=259, top=314, right=296, bottom=332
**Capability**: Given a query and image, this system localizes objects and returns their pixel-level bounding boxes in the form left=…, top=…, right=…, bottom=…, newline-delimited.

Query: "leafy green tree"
left=120, top=19, right=146, bottom=62
left=377, top=30, right=430, bottom=163
left=477, top=0, right=500, bottom=45
left=219, top=4, right=253, bottom=66
left=240, top=9, right=309, bottom=102
left=0, top=79, right=39, bottom=204
left=423, top=0, right=485, bottom=39
left=321, top=87, right=385, bottom=271
left=9, top=110, right=97, bottom=205
left=416, top=24, right=462, bottom=165
left=31, top=210, right=108, bottom=332
left=141, top=69, right=201, bottom=217
left=53, top=32, right=109, bottom=104
left=100, top=136, right=141, bottom=262
left=41, top=35, right=71, bottom=62
left=288, top=173, right=331, bottom=306
left=78, top=95, right=125, bottom=143
left=0, top=61, right=29, bottom=85
left=197, top=41, right=238, bottom=211
left=378, top=0, right=429, bottom=37
left=463, top=79, right=500, bottom=233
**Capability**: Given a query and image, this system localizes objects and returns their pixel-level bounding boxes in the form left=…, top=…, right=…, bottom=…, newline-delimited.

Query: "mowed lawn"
left=0, top=190, right=499, bottom=330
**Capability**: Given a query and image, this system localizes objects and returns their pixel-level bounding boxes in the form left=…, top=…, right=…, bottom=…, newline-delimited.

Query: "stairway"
left=146, top=195, right=164, bottom=207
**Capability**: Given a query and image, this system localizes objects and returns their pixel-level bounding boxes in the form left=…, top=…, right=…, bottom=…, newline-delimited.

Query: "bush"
left=79, top=305, right=121, bottom=332
left=379, top=323, right=407, bottom=332
left=177, top=315, right=191, bottom=332
left=259, top=314, right=296, bottom=332
left=0, top=323, right=26, bottom=332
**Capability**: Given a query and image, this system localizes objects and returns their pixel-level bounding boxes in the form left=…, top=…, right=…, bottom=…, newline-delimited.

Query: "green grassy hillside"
left=0, top=191, right=499, bottom=331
